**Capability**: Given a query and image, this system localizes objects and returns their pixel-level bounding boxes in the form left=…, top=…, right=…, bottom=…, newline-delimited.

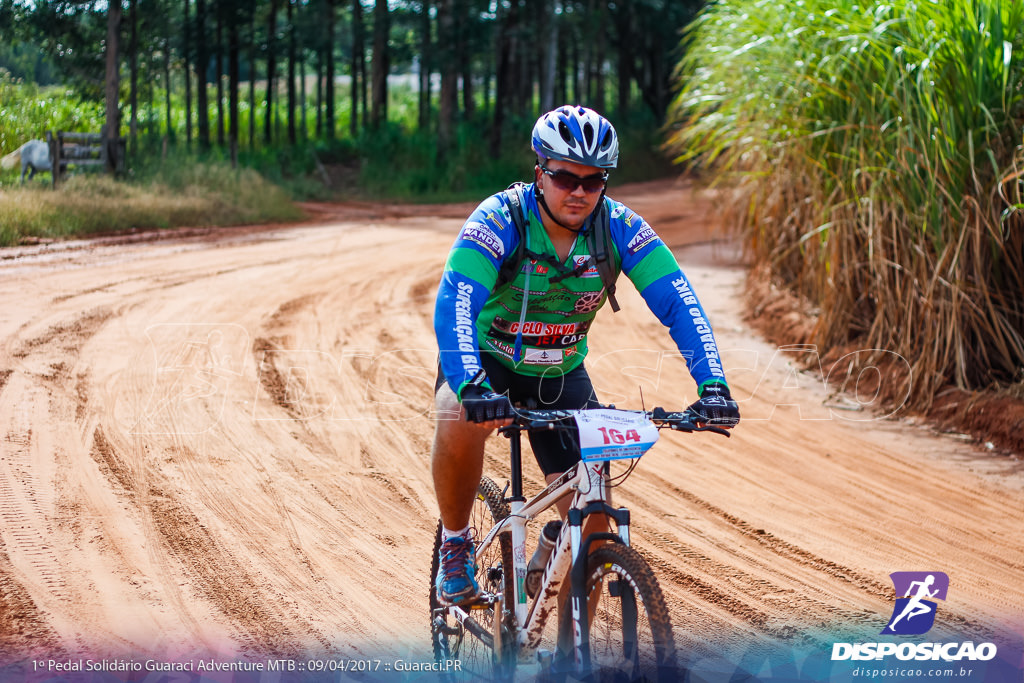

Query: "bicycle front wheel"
left=429, top=476, right=515, bottom=681
left=570, top=544, right=677, bottom=682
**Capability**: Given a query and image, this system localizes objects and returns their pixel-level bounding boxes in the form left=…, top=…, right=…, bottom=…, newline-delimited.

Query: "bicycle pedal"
left=468, top=592, right=499, bottom=609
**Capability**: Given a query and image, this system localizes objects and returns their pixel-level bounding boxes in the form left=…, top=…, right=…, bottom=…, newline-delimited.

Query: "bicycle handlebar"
left=500, top=406, right=731, bottom=438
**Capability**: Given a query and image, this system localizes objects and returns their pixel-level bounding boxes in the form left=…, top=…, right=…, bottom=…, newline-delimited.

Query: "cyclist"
left=432, top=105, right=740, bottom=606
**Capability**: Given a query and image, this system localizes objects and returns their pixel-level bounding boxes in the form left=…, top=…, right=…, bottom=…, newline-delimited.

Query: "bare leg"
left=431, top=382, right=495, bottom=531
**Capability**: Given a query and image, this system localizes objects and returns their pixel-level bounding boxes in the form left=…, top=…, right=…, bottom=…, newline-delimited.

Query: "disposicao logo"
left=881, top=571, right=948, bottom=635
left=831, top=571, right=998, bottom=662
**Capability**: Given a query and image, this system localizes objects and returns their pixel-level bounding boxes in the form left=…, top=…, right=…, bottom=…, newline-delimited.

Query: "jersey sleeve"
left=608, top=200, right=729, bottom=390
left=434, top=193, right=520, bottom=398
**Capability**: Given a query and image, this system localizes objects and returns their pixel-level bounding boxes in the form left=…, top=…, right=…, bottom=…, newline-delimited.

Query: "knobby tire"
left=559, top=544, right=677, bottom=682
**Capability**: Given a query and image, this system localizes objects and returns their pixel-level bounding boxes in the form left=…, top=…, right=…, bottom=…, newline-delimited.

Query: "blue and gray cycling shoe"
left=436, top=535, right=479, bottom=605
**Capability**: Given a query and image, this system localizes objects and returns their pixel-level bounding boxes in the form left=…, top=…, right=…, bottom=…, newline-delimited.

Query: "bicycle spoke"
left=581, top=545, right=676, bottom=681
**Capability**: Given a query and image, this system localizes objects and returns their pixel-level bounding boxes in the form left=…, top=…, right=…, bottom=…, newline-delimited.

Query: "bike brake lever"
left=652, top=407, right=732, bottom=437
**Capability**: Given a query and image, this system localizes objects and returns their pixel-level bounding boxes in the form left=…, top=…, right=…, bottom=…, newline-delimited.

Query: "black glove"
left=460, top=378, right=514, bottom=424
left=686, top=382, right=740, bottom=427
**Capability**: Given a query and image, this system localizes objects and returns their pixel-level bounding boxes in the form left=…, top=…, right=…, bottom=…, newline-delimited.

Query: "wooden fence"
left=46, top=127, right=126, bottom=188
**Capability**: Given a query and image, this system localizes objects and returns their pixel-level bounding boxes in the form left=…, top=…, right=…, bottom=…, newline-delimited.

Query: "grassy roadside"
left=0, top=163, right=301, bottom=247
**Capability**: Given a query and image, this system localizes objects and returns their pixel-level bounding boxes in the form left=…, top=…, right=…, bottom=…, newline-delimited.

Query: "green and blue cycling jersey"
left=434, top=183, right=728, bottom=399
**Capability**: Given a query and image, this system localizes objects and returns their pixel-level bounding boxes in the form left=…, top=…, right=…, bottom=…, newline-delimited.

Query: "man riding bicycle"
left=432, top=105, right=740, bottom=606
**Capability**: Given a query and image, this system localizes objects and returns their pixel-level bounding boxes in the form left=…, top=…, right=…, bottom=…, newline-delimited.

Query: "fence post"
left=46, top=131, right=56, bottom=189
left=53, top=131, right=65, bottom=188
left=100, top=124, right=110, bottom=173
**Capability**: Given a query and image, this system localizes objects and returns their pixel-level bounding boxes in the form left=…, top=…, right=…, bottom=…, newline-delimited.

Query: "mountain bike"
left=428, top=406, right=730, bottom=681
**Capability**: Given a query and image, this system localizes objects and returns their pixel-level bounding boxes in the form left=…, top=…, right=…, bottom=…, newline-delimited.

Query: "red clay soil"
left=744, top=265, right=1024, bottom=455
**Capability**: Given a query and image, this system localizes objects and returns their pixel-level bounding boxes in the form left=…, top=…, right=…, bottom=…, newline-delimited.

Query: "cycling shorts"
left=435, top=352, right=600, bottom=476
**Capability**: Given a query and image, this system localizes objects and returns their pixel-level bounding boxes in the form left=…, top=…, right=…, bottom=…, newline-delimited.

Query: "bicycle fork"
left=567, top=499, right=633, bottom=673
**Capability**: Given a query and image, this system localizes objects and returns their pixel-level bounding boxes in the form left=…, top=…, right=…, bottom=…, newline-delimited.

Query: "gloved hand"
left=460, top=380, right=514, bottom=424
left=686, top=382, right=740, bottom=428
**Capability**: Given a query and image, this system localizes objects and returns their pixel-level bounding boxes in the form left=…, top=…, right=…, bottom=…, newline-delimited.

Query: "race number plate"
left=574, top=410, right=659, bottom=461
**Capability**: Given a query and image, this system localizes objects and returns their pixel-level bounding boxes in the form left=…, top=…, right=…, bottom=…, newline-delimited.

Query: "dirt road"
left=0, top=180, right=1021, bottom=680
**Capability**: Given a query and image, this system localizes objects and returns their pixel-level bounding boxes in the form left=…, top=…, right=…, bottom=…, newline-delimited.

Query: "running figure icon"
left=882, top=571, right=949, bottom=635
left=887, top=575, right=938, bottom=630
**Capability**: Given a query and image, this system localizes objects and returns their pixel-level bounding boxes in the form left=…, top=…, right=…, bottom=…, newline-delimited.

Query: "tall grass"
left=0, top=164, right=301, bottom=246
left=667, top=0, right=1024, bottom=409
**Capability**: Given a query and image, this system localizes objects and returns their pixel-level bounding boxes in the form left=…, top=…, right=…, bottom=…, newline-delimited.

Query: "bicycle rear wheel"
left=566, top=544, right=677, bottom=682
left=429, top=476, right=516, bottom=681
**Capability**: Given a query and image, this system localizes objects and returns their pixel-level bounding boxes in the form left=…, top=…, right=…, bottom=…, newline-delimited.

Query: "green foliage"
left=0, top=40, right=59, bottom=85
left=0, top=72, right=104, bottom=153
left=667, top=0, right=1024, bottom=405
left=352, top=119, right=528, bottom=202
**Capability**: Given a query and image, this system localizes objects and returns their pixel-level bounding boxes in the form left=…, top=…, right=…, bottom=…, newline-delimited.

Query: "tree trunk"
left=571, top=37, right=580, bottom=103
left=583, top=1, right=594, bottom=106
left=228, top=8, right=239, bottom=166
left=248, top=4, right=256, bottom=146
left=287, top=0, right=297, bottom=145
left=436, top=0, right=455, bottom=160
left=265, top=0, right=279, bottom=144
left=457, top=0, right=474, bottom=122
left=370, top=0, right=389, bottom=129
left=615, top=2, right=632, bottom=119
left=183, top=0, right=193, bottom=145
left=216, top=9, right=225, bottom=146
left=315, top=49, right=322, bottom=137
left=539, top=0, right=557, bottom=113
left=490, top=0, right=515, bottom=156
left=561, top=35, right=569, bottom=105
left=299, top=48, right=307, bottom=139
left=482, top=48, right=490, bottom=117
left=417, top=0, right=431, bottom=131
left=592, top=0, right=606, bottom=113
left=105, top=1, right=122, bottom=173
left=195, top=0, right=210, bottom=148
left=350, top=0, right=363, bottom=137
left=325, top=0, right=335, bottom=141
left=164, top=37, right=173, bottom=143
left=359, top=9, right=368, bottom=128
left=129, top=0, right=138, bottom=154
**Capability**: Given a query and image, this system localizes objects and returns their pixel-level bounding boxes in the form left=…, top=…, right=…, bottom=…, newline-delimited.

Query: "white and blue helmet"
left=531, top=105, right=619, bottom=169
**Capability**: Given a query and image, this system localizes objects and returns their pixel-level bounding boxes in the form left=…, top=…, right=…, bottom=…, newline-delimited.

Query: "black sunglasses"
left=538, top=164, right=608, bottom=194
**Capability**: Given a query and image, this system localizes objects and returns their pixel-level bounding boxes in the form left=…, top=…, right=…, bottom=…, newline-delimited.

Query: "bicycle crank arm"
left=446, top=605, right=495, bottom=649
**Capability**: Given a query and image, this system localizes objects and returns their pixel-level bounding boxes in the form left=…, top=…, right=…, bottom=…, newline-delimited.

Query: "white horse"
left=1, top=140, right=52, bottom=182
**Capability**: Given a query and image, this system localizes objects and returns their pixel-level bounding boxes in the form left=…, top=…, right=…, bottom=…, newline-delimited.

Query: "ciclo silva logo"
left=831, top=571, right=998, bottom=662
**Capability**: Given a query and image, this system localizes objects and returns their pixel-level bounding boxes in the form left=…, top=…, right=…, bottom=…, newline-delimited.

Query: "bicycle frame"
left=470, top=424, right=632, bottom=671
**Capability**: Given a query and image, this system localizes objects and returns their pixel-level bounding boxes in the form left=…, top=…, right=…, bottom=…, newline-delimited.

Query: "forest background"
left=0, top=0, right=690, bottom=208
left=1, top=0, right=1022, bottom=453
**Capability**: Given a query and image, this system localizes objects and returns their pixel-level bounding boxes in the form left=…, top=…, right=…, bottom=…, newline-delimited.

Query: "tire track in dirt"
left=254, top=294, right=331, bottom=426
left=145, top=479, right=301, bottom=656
left=0, top=537, right=62, bottom=661
left=10, top=308, right=113, bottom=362
left=165, top=439, right=332, bottom=653
left=88, top=422, right=303, bottom=655
left=659, top=483, right=889, bottom=598
left=628, top=480, right=1001, bottom=646
left=0, top=307, right=117, bottom=653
